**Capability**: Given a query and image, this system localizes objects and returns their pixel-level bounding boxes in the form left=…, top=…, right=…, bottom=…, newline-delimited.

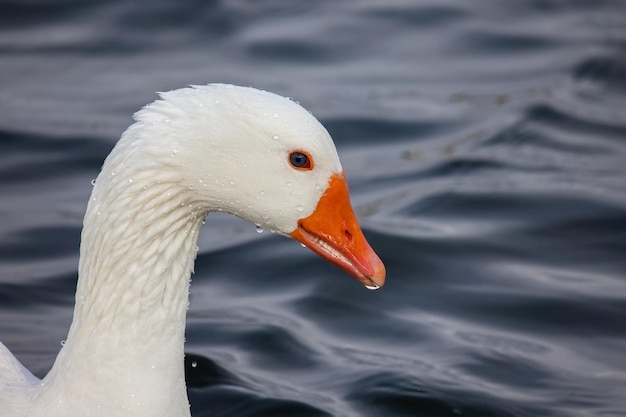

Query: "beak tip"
left=363, top=255, right=386, bottom=290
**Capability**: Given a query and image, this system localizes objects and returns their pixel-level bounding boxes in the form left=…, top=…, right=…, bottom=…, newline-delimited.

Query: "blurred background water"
left=1, top=0, right=626, bottom=416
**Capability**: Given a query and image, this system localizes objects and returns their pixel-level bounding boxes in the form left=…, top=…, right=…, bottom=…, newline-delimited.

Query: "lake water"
left=1, top=1, right=626, bottom=416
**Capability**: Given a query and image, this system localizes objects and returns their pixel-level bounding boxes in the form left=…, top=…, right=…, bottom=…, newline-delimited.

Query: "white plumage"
left=0, top=84, right=384, bottom=417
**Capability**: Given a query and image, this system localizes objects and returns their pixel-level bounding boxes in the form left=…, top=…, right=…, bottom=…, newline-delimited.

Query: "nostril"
left=344, top=229, right=353, bottom=241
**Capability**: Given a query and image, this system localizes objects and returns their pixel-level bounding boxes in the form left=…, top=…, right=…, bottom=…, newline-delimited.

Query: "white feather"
left=0, top=84, right=344, bottom=417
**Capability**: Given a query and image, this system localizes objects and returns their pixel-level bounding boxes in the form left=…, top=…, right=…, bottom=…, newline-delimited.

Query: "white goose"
left=0, top=84, right=385, bottom=417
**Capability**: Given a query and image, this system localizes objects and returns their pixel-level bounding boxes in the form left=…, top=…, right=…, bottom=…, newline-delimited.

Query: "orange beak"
left=289, top=173, right=386, bottom=289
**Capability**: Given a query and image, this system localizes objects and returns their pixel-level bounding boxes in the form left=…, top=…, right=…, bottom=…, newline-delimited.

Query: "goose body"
left=0, top=84, right=385, bottom=417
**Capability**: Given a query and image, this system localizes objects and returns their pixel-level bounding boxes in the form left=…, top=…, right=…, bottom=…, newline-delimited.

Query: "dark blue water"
left=1, top=1, right=626, bottom=416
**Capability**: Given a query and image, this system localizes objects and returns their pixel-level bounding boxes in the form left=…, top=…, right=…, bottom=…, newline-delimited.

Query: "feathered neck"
left=40, top=131, right=204, bottom=417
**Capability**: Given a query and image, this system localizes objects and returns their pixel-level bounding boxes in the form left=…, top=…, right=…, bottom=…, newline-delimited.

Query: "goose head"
left=108, top=84, right=385, bottom=288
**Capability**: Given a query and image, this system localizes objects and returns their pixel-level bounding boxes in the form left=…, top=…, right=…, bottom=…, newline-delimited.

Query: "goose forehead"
left=154, top=84, right=342, bottom=170
left=162, top=84, right=304, bottom=116
left=168, top=85, right=310, bottom=127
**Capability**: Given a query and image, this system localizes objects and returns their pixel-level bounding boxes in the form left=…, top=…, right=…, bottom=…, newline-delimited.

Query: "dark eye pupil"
left=290, top=152, right=308, bottom=168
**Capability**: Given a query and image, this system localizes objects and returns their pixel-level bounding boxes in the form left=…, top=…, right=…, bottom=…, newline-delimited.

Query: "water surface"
left=1, top=1, right=626, bottom=416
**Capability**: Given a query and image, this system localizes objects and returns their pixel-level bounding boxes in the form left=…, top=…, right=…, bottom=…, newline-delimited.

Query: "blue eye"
left=289, top=151, right=313, bottom=170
